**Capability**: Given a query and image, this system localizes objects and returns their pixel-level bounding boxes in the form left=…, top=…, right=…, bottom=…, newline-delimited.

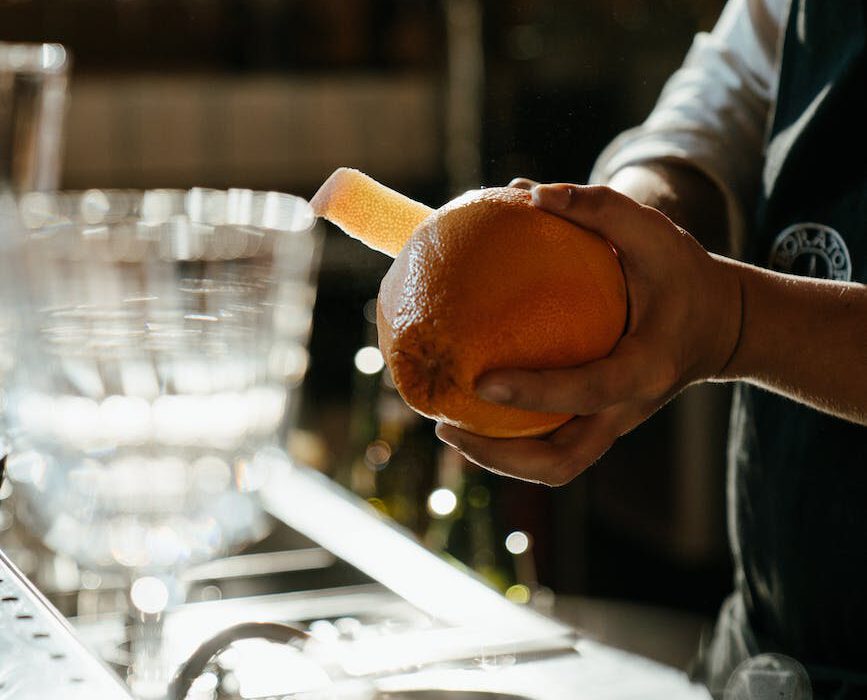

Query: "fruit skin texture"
left=310, top=167, right=433, bottom=257
left=377, top=187, right=627, bottom=438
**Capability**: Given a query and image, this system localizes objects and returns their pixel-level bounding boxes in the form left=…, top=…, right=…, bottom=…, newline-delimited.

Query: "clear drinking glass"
left=0, top=41, right=69, bottom=582
left=2, top=188, right=320, bottom=697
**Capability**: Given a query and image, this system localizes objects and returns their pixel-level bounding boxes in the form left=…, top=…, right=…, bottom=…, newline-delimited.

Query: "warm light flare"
left=427, top=488, right=458, bottom=517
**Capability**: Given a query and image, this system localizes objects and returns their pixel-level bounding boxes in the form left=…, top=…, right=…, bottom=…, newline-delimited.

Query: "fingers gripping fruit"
left=312, top=168, right=627, bottom=438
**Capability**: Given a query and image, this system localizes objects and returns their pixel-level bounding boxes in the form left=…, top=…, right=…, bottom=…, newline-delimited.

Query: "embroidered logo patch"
left=769, top=222, right=852, bottom=281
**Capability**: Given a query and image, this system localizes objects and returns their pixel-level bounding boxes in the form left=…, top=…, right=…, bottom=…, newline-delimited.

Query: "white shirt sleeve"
left=589, top=0, right=789, bottom=249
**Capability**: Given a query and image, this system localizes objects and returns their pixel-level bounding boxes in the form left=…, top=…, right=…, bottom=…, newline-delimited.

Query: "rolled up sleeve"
left=590, top=0, right=787, bottom=249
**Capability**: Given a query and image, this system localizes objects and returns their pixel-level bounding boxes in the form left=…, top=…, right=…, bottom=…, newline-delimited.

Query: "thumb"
left=531, top=183, right=657, bottom=252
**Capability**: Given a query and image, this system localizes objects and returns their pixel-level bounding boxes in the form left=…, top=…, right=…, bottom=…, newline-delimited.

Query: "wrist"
left=707, top=254, right=745, bottom=382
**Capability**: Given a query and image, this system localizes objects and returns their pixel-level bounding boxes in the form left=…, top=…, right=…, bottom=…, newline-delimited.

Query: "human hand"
left=434, top=182, right=742, bottom=485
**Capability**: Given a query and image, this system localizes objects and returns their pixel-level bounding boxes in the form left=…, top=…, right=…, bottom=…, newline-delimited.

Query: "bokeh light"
left=505, top=530, right=531, bottom=555
left=427, top=488, right=458, bottom=517
left=505, top=584, right=531, bottom=605
left=130, top=576, right=169, bottom=614
left=364, top=440, right=392, bottom=469
left=354, top=346, right=384, bottom=374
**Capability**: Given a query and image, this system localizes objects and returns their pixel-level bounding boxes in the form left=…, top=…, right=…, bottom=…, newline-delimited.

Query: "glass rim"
left=17, top=187, right=317, bottom=235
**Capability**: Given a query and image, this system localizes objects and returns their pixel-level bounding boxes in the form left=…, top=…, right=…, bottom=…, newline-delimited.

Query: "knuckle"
left=510, top=375, right=546, bottom=411
left=593, top=184, right=646, bottom=220
left=541, top=472, right=568, bottom=488
left=548, top=458, right=585, bottom=487
left=562, top=436, right=616, bottom=483
left=508, top=177, right=537, bottom=190
left=581, top=185, right=617, bottom=211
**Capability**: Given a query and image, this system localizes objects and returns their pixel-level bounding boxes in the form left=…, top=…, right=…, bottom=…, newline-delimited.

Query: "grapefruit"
left=312, top=168, right=627, bottom=438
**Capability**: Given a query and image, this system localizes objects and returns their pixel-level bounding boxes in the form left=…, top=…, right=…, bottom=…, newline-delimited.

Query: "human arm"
left=591, top=0, right=785, bottom=253
left=435, top=183, right=867, bottom=486
left=718, top=258, right=867, bottom=420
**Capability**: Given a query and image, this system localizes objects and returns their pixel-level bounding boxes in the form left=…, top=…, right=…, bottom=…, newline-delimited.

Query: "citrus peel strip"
left=310, top=167, right=433, bottom=257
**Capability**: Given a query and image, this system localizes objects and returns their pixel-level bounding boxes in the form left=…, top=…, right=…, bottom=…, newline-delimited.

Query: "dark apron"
left=691, top=2, right=867, bottom=698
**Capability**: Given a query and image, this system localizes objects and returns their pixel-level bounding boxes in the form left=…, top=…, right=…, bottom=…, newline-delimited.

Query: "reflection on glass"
left=0, top=42, right=69, bottom=193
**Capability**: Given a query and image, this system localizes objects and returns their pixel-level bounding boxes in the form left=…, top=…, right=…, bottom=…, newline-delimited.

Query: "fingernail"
left=531, top=185, right=570, bottom=210
left=477, top=383, right=512, bottom=404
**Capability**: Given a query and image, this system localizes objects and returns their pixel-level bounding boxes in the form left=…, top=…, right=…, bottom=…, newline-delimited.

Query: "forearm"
left=715, top=257, right=867, bottom=424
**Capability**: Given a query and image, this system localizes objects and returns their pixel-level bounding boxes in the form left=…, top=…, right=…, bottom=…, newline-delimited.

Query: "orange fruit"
left=313, top=168, right=627, bottom=438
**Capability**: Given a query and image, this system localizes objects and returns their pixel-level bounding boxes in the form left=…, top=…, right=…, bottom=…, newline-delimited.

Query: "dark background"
left=0, top=0, right=732, bottom=631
